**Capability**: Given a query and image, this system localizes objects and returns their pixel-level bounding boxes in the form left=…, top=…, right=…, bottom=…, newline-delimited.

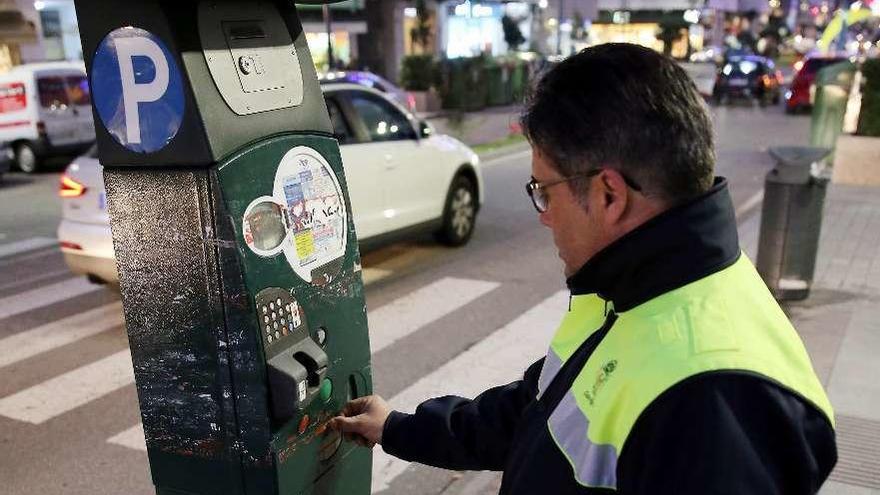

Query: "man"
left=330, top=43, right=837, bottom=493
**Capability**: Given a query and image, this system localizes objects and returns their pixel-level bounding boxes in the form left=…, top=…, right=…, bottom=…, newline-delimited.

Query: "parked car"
left=785, top=54, right=850, bottom=114
left=0, top=62, right=95, bottom=173
left=58, top=83, right=483, bottom=284
left=713, top=55, right=783, bottom=106
left=0, top=141, right=12, bottom=183
left=318, top=70, right=417, bottom=112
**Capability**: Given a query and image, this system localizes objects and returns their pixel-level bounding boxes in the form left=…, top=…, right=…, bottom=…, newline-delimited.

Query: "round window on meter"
left=242, top=146, right=348, bottom=285
left=243, top=200, right=287, bottom=253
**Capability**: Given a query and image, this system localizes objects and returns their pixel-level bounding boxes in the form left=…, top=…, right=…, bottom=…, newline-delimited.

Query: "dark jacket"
left=381, top=178, right=837, bottom=494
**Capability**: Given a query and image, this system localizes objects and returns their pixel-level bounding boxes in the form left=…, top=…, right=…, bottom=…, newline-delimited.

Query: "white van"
left=0, top=62, right=95, bottom=173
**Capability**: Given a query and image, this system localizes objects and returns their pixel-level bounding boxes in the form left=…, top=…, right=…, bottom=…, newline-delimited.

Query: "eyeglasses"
left=525, top=168, right=642, bottom=213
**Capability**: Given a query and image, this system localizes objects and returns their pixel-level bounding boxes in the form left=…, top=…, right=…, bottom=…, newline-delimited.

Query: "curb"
left=477, top=141, right=531, bottom=164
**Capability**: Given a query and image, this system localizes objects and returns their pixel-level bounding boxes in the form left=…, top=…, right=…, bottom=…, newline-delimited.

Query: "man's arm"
left=332, top=358, right=544, bottom=471
left=617, top=372, right=837, bottom=495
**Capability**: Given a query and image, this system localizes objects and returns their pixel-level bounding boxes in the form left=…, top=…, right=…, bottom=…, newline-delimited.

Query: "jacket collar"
left=566, top=177, right=740, bottom=312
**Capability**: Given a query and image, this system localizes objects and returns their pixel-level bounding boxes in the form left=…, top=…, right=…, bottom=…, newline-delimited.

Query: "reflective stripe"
left=537, top=347, right=563, bottom=399
left=548, top=391, right=618, bottom=489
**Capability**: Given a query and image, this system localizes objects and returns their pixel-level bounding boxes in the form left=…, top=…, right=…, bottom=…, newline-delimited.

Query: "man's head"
left=521, top=43, right=715, bottom=276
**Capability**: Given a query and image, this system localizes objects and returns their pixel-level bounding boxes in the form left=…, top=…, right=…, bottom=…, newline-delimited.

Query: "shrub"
left=399, top=55, right=438, bottom=91
left=857, top=58, right=880, bottom=137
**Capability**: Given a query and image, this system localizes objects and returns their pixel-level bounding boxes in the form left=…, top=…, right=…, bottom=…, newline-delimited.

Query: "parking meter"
left=73, top=1, right=372, bottom=493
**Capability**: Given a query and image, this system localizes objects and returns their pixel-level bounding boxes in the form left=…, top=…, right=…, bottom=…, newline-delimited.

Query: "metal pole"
left=323, top=4, right=335, bottom=69
left=556, top=0, right=564, bottom=54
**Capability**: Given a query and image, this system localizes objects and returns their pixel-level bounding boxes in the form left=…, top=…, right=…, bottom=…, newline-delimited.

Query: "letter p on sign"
left=90, top=27, right=185, bottom=154
left=114, top=37, right=169, bottom=144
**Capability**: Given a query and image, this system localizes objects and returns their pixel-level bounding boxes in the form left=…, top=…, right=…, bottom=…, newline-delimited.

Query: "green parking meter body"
left=73, top=1, right=372, bottom=493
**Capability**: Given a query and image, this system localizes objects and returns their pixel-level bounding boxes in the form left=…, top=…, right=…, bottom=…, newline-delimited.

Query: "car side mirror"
left=418, top=120, right=433, bottom=139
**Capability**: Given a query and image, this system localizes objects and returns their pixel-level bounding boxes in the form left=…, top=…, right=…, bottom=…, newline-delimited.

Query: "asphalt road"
left=0, top=103, right=811, bottom=495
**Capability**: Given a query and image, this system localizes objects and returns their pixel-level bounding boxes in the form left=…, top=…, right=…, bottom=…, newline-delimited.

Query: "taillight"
left=59, top=173, right=87, bottom=198
left=59, top=241, right=83, bottom=250
left=775, top=71, right=784, bottom=85
left=36, top=121, right=46, bottom=135
left=407, top=92, right=417, bottom=112
left=762, top=74, right=772, bottom=87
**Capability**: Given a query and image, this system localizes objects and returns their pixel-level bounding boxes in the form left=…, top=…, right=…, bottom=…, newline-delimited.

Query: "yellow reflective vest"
left=536, top=253, right=835, bottom=490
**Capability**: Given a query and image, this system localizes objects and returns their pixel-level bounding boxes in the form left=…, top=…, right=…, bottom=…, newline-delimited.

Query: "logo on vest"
left=583, top=360, right=618, bottom=406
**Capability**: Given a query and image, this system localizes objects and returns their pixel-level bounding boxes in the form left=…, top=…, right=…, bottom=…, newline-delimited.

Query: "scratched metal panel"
left=105, top=168, right=245, bottom=494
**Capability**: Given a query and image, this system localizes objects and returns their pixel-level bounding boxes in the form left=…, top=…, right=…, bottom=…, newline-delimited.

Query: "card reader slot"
left=225, top=22, right=267, bottom=40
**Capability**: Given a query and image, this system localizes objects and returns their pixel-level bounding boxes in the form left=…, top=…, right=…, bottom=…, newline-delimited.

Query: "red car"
left=785, top=55, right=849, bottom=114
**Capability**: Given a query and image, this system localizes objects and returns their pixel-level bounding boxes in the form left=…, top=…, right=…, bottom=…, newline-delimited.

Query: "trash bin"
left=756, top=146, right=831, bottom=301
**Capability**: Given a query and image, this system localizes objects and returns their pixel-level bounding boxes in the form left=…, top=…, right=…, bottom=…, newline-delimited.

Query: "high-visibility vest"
left=537, top=254, right=835, bottom=490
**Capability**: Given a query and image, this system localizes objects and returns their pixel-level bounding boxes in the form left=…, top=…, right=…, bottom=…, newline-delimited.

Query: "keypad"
left=256, top=288, right=304, bottom=349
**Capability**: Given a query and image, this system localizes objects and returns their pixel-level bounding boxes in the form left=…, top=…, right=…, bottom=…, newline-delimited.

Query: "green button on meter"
left=320, top=378, right=332, bottom=402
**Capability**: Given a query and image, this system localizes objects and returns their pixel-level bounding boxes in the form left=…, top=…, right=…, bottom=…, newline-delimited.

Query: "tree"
left=410, top=0, right=433, bottom=54
left=358, top=0, right=400, bottom=81
left=502, top=14, right=526, bottom=51
left=657, top=13, right=688, bottom=57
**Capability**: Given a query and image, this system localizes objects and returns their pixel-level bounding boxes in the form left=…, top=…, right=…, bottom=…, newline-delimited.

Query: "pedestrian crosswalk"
left=0, top=302, right=123, bottom=368
left=0, top=237, right=57, bottom=259
left=0, top=277, right=104, bottom=320
left=0, top=238, right=570, bottom=493
left=371, top=290, right=568, bottom=492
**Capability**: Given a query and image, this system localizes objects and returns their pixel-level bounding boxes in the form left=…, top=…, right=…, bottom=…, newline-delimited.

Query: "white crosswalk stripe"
left=0, top=237, right=57, bottom=259
left=107, top=423, right=146, bottom=451
left=0, top=349, right=134, bottom=424
left=371, top=290, right=569, bottom=492
left=368, top=277, right=500, bottom=353
left=0, top=277, right=104, bottom=321
left=0, top=302, right=123, bottom=368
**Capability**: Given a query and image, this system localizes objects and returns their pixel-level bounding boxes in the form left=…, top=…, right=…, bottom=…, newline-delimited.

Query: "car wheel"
left=436, top=175, right=477, bottom=247
left=15, top=143, right=38, bottom=174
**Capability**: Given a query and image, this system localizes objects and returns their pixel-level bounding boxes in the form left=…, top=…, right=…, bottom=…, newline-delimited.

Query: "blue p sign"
left=91, top=27, right=185, bottom=154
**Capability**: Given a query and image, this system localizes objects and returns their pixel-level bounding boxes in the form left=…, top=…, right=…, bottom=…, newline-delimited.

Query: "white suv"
left=58, top=84, right=483, bottom=284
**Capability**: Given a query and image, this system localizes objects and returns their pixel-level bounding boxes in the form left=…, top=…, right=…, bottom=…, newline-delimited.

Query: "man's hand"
left=329, top=395, right=391, bottom=448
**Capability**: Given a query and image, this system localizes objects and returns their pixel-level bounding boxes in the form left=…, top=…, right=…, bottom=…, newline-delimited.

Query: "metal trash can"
left=756, top=146, right=831, bottom=301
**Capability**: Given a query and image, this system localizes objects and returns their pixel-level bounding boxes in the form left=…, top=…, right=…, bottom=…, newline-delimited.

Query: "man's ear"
left=597, top=169, right=630, bottom=225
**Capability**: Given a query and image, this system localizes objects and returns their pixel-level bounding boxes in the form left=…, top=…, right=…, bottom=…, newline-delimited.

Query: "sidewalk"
left=424, top=105, right=522, bottom=148
left=740, top=184, right=880, bottom=494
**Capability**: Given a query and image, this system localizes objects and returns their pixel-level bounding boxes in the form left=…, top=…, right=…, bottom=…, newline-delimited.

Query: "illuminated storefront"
left=588, top=9, right=702, bottom=59
left=299, top=0, right=366, bottom=71
left=438, top=1, right=532, bottom=58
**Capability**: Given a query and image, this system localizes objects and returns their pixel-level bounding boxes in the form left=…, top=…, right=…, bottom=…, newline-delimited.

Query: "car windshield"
left=37, top=75, right=91, bottom=108
left=37, top=77, right=68, bottom=108
left=66, top=75, right=91, bottom=105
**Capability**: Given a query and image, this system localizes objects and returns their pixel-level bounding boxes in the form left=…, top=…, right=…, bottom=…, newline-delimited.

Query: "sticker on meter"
left=241, top=146, right=348, bottom=284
